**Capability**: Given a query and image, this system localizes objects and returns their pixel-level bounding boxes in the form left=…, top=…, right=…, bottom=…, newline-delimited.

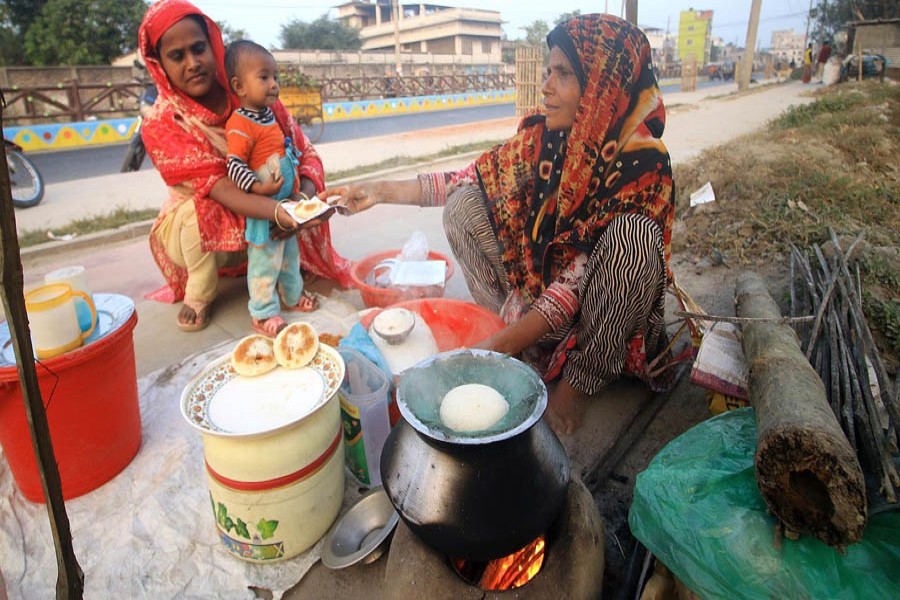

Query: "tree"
left=0, top=0, right=46, bottom=65
left=810, top=0, right=898, bottom=41
left=23, top=0, right=147, bottom=66
left=0, top=6, right=23, bottom=66
left=218, top=21, right=246, bottom=46
left=520, top=20, right=549, bottom=46
left=554, top=10, right=582, bottom=26
left=4, top=0, right=48, bottom=33
left=279, top=15, right=362, bottom=50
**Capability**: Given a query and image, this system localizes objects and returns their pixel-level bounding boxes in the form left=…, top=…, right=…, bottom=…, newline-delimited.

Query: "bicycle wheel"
left=8, top=150, right=44, bottom=208
left=300, top=116, right=324, bottom=144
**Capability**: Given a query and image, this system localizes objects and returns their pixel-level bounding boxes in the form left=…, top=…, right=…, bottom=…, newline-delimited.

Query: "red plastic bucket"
left=0, top=311, right=141, bottom=503
left=350, top=250, right=455, bottom=308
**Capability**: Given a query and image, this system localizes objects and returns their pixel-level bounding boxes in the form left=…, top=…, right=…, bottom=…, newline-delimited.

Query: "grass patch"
left=18, top=139, right=505, bottom=249
left=19, top=207, right=159, bottom=248
left=675, top=80, right=899, bottom=366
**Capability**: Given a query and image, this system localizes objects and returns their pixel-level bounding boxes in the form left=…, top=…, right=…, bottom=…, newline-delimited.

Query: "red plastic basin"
left=350, top=250, right=455, bottom=308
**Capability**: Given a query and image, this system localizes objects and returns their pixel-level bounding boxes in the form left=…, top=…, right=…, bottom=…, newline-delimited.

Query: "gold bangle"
left=274, top=201, right=292, bottom=231
left=296, top=191, right=310, bottom=202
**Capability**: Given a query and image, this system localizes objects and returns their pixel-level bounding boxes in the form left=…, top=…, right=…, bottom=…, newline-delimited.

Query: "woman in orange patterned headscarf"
left=322, top=14, right=674, bottom=435
left=138, top=0, right=351, bottom=332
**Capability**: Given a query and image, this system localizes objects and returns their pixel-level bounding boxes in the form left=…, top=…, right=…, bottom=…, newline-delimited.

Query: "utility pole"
left=738, top=0, right=762, bottom=91
left=626, top=0, right=638, bottom=25
left=392, top=0, right=401, bottom=75
left=803, top=0, right=814, bottom=48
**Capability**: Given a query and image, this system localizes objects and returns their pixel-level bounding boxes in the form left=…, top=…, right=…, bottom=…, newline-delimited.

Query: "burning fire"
left=451, top=535, right=546, bottom=590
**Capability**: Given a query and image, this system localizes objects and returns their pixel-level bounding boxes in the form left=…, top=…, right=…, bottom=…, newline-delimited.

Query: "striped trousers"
left=443, top=186, right=668, bottom=395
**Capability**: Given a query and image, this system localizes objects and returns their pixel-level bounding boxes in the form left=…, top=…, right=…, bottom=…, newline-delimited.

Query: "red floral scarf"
left=139, top=0, right=351, bottom=299
left=476, top=14, right=673, bottom=304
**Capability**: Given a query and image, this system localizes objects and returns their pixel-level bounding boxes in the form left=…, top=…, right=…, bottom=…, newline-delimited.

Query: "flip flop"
left=282, top=290, right=319, bottom=313
left=252, top=315, right=288, bottom=337
left=177, top=302, right=211, bottom=333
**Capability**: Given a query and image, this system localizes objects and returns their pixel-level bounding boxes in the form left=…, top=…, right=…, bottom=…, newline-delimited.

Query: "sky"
left=186, top=0, right=812, bottom=49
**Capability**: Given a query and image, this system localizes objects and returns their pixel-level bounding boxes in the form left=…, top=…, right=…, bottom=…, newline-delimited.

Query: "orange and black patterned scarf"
left=475, top=14, right=673, bottom=304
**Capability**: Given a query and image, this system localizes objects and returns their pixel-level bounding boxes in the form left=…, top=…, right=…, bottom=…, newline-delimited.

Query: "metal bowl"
left=321, top=487, right=399, bottom=569
left=371, top=307, right=416, bottom=345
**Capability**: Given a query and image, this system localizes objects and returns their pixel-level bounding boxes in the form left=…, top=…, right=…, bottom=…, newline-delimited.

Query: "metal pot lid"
left=321, top=487, right=400, bottom=569
left=396, top=349, right=548, bottom=445
left=0, top=292, right=134, bottom=368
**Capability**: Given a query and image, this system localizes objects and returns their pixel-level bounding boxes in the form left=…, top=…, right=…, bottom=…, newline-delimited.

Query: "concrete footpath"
left=8, top=80, right=815, bottom=377
left=3, top=80, right=815, bottom=597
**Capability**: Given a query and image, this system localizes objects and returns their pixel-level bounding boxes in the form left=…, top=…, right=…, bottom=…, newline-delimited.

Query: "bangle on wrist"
left=296, top=191, right=310, bottom=202
left=274, top=201, right=292, bottom=231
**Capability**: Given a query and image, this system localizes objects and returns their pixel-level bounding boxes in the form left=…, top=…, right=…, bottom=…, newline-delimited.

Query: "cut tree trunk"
left=735, top=271, right=867, bottom=550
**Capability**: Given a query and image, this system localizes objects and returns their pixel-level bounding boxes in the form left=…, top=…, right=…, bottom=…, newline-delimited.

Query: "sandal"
left=282, top=290, right=319, bottom=313
left=252, top=315, right=288, bottom=337
left=177, top=300, right=211, bottom=333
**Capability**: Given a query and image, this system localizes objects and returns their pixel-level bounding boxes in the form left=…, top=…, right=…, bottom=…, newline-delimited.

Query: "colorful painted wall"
left=4, top=90, right=515, bottom=152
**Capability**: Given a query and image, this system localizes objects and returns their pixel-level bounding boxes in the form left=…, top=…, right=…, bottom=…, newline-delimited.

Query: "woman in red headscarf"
left=138, top=0, right=351, bottom=332
left=322, top=14, right=674, bottom=435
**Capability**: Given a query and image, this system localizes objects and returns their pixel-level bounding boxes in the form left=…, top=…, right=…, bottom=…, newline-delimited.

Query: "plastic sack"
left=629, top=408, right=900, bottom=599
left=400, top=230, right=429, bottom=262
left=339, top=323, right=393, bottom=391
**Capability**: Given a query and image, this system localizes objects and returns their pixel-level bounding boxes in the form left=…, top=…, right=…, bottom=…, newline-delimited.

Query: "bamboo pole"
left=0, top=93, right=83, bottom=597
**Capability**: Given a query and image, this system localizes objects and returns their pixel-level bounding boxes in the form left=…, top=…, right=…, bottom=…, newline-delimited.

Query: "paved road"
left=30, top=103, right=516, bottom=184
left=28, top=79, right=731, bottom=185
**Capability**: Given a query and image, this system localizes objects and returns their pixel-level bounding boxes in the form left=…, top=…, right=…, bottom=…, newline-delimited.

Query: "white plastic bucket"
left=181, top=344, right=346, bottom=562
left=206, top=439, right=344, bottom=562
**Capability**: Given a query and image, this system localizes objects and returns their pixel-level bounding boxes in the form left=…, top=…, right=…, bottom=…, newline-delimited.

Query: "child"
left=224, top=40, right=316, bottom=336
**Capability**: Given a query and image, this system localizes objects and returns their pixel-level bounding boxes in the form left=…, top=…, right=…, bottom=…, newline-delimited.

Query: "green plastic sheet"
left=629, top=408, right=900, bottom=599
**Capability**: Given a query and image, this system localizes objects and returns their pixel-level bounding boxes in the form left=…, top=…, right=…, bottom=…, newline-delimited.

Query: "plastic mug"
left=44, top=265, right=93, bottom=332
left=25, top=283, right=97, bottom=359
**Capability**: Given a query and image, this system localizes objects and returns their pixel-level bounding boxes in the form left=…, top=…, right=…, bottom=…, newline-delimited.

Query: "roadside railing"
left=2, top=80, right=144, bottom=123
left=1, top=73, right=517, bottom=125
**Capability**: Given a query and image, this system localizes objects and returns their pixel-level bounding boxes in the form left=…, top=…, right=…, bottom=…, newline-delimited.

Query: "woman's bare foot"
left=545, top=379, right=588, bottom=436
left=177, top=301, right=211, bottom=332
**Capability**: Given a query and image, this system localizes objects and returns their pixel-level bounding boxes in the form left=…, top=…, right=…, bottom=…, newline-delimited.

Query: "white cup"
left=44, top=266, right=93, bottom=332
left=25, top=283, right=97, bottom=359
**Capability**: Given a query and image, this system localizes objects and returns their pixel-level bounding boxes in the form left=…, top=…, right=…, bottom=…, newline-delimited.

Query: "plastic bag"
left=399, top=230, right=429, bottom=262
left=338, top=322, right=394, bottom=395
left=629, top=408, right=900, bottom=599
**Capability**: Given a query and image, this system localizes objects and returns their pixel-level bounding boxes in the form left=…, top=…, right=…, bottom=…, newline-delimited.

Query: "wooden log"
left=735, top=271, right=867, bottom=550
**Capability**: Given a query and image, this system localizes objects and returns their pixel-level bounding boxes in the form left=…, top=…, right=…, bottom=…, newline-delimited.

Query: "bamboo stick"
left=0, top=93, right=84, bottom=597
left=828, top=229, right=899, bottom=425
left=804, top=234, right=864, bottom=361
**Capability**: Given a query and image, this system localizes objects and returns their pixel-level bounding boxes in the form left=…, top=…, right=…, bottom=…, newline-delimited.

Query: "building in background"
left=677, top=9, right=713, bottom=65
left=770, top=29, right=805, bottom=66
left=642, top=25, right=678, bottom=78
left=334, top=1, right=503, bottom=63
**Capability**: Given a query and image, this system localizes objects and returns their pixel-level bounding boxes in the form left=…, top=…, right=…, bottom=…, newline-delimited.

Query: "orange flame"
left=477, top=535, right=546, bottom=590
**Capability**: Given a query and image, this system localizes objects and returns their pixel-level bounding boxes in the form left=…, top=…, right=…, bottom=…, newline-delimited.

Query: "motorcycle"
left=121, top=62, right=158, bottom=173
left=5, top=139, right=45, bottom=208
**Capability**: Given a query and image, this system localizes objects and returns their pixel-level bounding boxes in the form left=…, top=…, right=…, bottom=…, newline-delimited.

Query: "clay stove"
left=383, top=476, right=605, bottom=600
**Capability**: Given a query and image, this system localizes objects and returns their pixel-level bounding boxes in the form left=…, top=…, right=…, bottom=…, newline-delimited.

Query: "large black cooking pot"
left=380, top=349, right=570, bottom=561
